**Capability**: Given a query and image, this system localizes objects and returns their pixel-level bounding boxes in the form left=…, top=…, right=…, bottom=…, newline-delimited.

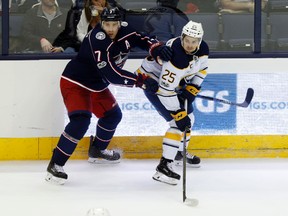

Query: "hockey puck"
left=86, top=207, right=111, bottom=216
left=184, top=198, right=199, bottom=207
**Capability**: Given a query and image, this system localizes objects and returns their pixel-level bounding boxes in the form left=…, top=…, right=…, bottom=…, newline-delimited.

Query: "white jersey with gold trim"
left=137, top=37, right=209, bottom=111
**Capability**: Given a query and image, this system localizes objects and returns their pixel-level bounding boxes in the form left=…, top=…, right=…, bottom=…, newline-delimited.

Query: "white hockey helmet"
left=181, top=21, right=204, bottom=54
left=181, top=20, right=204, bottom=40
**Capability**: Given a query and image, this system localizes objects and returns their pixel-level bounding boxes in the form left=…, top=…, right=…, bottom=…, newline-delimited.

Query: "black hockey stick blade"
left=197, top=88, right=254, bottom=108
left=240, top=87, right=254, bottom=107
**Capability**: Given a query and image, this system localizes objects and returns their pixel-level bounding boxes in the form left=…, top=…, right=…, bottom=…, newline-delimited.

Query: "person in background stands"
left=183, top=2, right=199, bottom=14
left=45, top=7, right=173, bottom=185
left=17, top=0, right=74, bottom=13
left=178, top=0, right=218, bottom=13
left=53, top=0, right=84, bottom=53
left=20, top=0, right=68, bottom=53
left=218, top=0, right=268, bottom=13
left=76, top=0, right=108, bottom=42
left=144, top=0, right=189, bottom=42
left=17, top=0, right=39, bottom=13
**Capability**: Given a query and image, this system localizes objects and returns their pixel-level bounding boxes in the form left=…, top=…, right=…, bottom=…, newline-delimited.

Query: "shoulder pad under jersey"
left=198, top=40, right=209, bottom=56
left=166, top=37, right=178, bottom=47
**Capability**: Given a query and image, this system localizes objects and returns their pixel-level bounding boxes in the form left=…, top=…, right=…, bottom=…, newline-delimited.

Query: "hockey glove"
left=181, top=84, right=201, bottom=103
left=150, top=42, right=173, bottom=62
left=135, top=73, right=159, bottom=93
left=171, top=109, right=191, bottom=132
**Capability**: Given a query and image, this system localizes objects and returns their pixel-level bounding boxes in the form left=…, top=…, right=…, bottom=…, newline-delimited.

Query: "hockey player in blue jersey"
left=136, top=20, right=209, bottom=185
left=45, top=7, right=173, bottom=185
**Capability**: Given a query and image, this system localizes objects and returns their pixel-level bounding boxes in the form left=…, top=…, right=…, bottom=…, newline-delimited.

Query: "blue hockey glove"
left=135, top=73, right=159, bottom=93
left=180, top=84, right=201, bottom=103
left=150, top=42, right=173, bottom=62
left=171, top=109, right=191, bottom=132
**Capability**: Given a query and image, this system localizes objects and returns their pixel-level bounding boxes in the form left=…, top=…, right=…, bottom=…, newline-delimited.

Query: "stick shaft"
left=183, top=99, right=188, bottom=202
left=197, top=88, right=254, bottom=108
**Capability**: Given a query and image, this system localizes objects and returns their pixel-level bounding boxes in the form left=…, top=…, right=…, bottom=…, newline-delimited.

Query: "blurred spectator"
left=196, top=0, right=218, bottom=12
left=76, top=0, right=108, bottom=42
left=144, top=0, right=189, bottom=42
left=20, top=0, right=68, bottom=53
left=218, top=0, right=268, bottom=13
left=53, top=0, right=84, bottom=53
left=183, top=2, right=199, bottom=14
left=18, top=0, right=73, bottom=13
left=178, top=0, right=218, bottom=13
left=56, top=0, right=74, bottom=9
left=18, top=0, right=39, bottom=13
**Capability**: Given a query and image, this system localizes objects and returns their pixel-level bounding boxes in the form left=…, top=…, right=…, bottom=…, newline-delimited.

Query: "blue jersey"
left=62, top=22, right=158, bottom=92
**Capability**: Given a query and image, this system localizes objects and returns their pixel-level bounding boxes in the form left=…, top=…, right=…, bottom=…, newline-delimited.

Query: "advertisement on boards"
left=82, top=74, right=238, bottom=136
left=237, top=73, right=288, bottom=135
left=66, top=72, right=288, bottom=136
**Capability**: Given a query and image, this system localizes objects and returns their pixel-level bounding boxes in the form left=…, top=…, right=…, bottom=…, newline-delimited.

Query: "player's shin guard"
left=162, top=127, right=182, bottom=160
left=88, top=107, right=122, bottom=163
left=46, top=113, right=90, bottom=184
left=153, top=128, right=182, bottom=185
left=52, top=113, right=91, bottom=166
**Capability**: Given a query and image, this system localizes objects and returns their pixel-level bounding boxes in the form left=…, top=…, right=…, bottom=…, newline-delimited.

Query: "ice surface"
left=0, top=159, right=288, bottom=216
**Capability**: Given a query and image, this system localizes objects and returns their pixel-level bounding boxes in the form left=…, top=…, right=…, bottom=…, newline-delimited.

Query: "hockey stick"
left=182, top=109, right=187, bottom=203
left=196, top=88, right=254, bottom=108
left=182, top=99, right=199, bottom=207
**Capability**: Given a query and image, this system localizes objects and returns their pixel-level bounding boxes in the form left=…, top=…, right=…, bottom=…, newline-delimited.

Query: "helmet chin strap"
left=186, top=48, right=199, bottom=55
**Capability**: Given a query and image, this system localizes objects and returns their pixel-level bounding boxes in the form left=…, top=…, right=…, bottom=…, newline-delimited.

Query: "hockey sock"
left=52, top=133, right=78, bottom=166
left=162, top=127, right=182, bottom=160
left=178, top=130, right=191, bottom=151
left=52, top=113, right=91, bottom=166
left=93, top=107, right=122, bottom=150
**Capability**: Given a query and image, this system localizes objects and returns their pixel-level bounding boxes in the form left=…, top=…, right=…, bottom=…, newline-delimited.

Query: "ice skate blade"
left=174, top=160, right=201, bottom=168
left=88, top=157, right=120, bottom=164
left=45, top=173, right=67, bottom=185
left=152, top=171, right=179, bottom=186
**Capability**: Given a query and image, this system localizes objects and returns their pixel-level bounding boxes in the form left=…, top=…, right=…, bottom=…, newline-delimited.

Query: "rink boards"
left=0, top=59, right=287, bottom=160
left=0, top=135, right=288, bottom=160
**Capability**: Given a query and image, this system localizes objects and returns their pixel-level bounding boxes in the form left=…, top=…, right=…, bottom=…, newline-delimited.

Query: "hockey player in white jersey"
left=136, top=20, right=209, bottom=185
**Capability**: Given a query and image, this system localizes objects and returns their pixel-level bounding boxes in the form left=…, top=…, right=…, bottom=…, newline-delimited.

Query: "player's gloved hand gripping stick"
left=177, top=86, right=254, bottom=108
left=135, top=73, right=159, bottom=93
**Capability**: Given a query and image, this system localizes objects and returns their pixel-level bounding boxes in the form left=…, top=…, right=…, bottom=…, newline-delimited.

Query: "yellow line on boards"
left=0, top=135, right=287, bottom=160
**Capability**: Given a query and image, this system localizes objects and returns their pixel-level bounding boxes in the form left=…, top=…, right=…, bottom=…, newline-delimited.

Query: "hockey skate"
left=45, top=160, right=68, bottom=185
left=174, top=151, right=201, bottom=168
left=152, top=157, right=180, bottom=185
left=88, top=136, right=121, bottom=164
